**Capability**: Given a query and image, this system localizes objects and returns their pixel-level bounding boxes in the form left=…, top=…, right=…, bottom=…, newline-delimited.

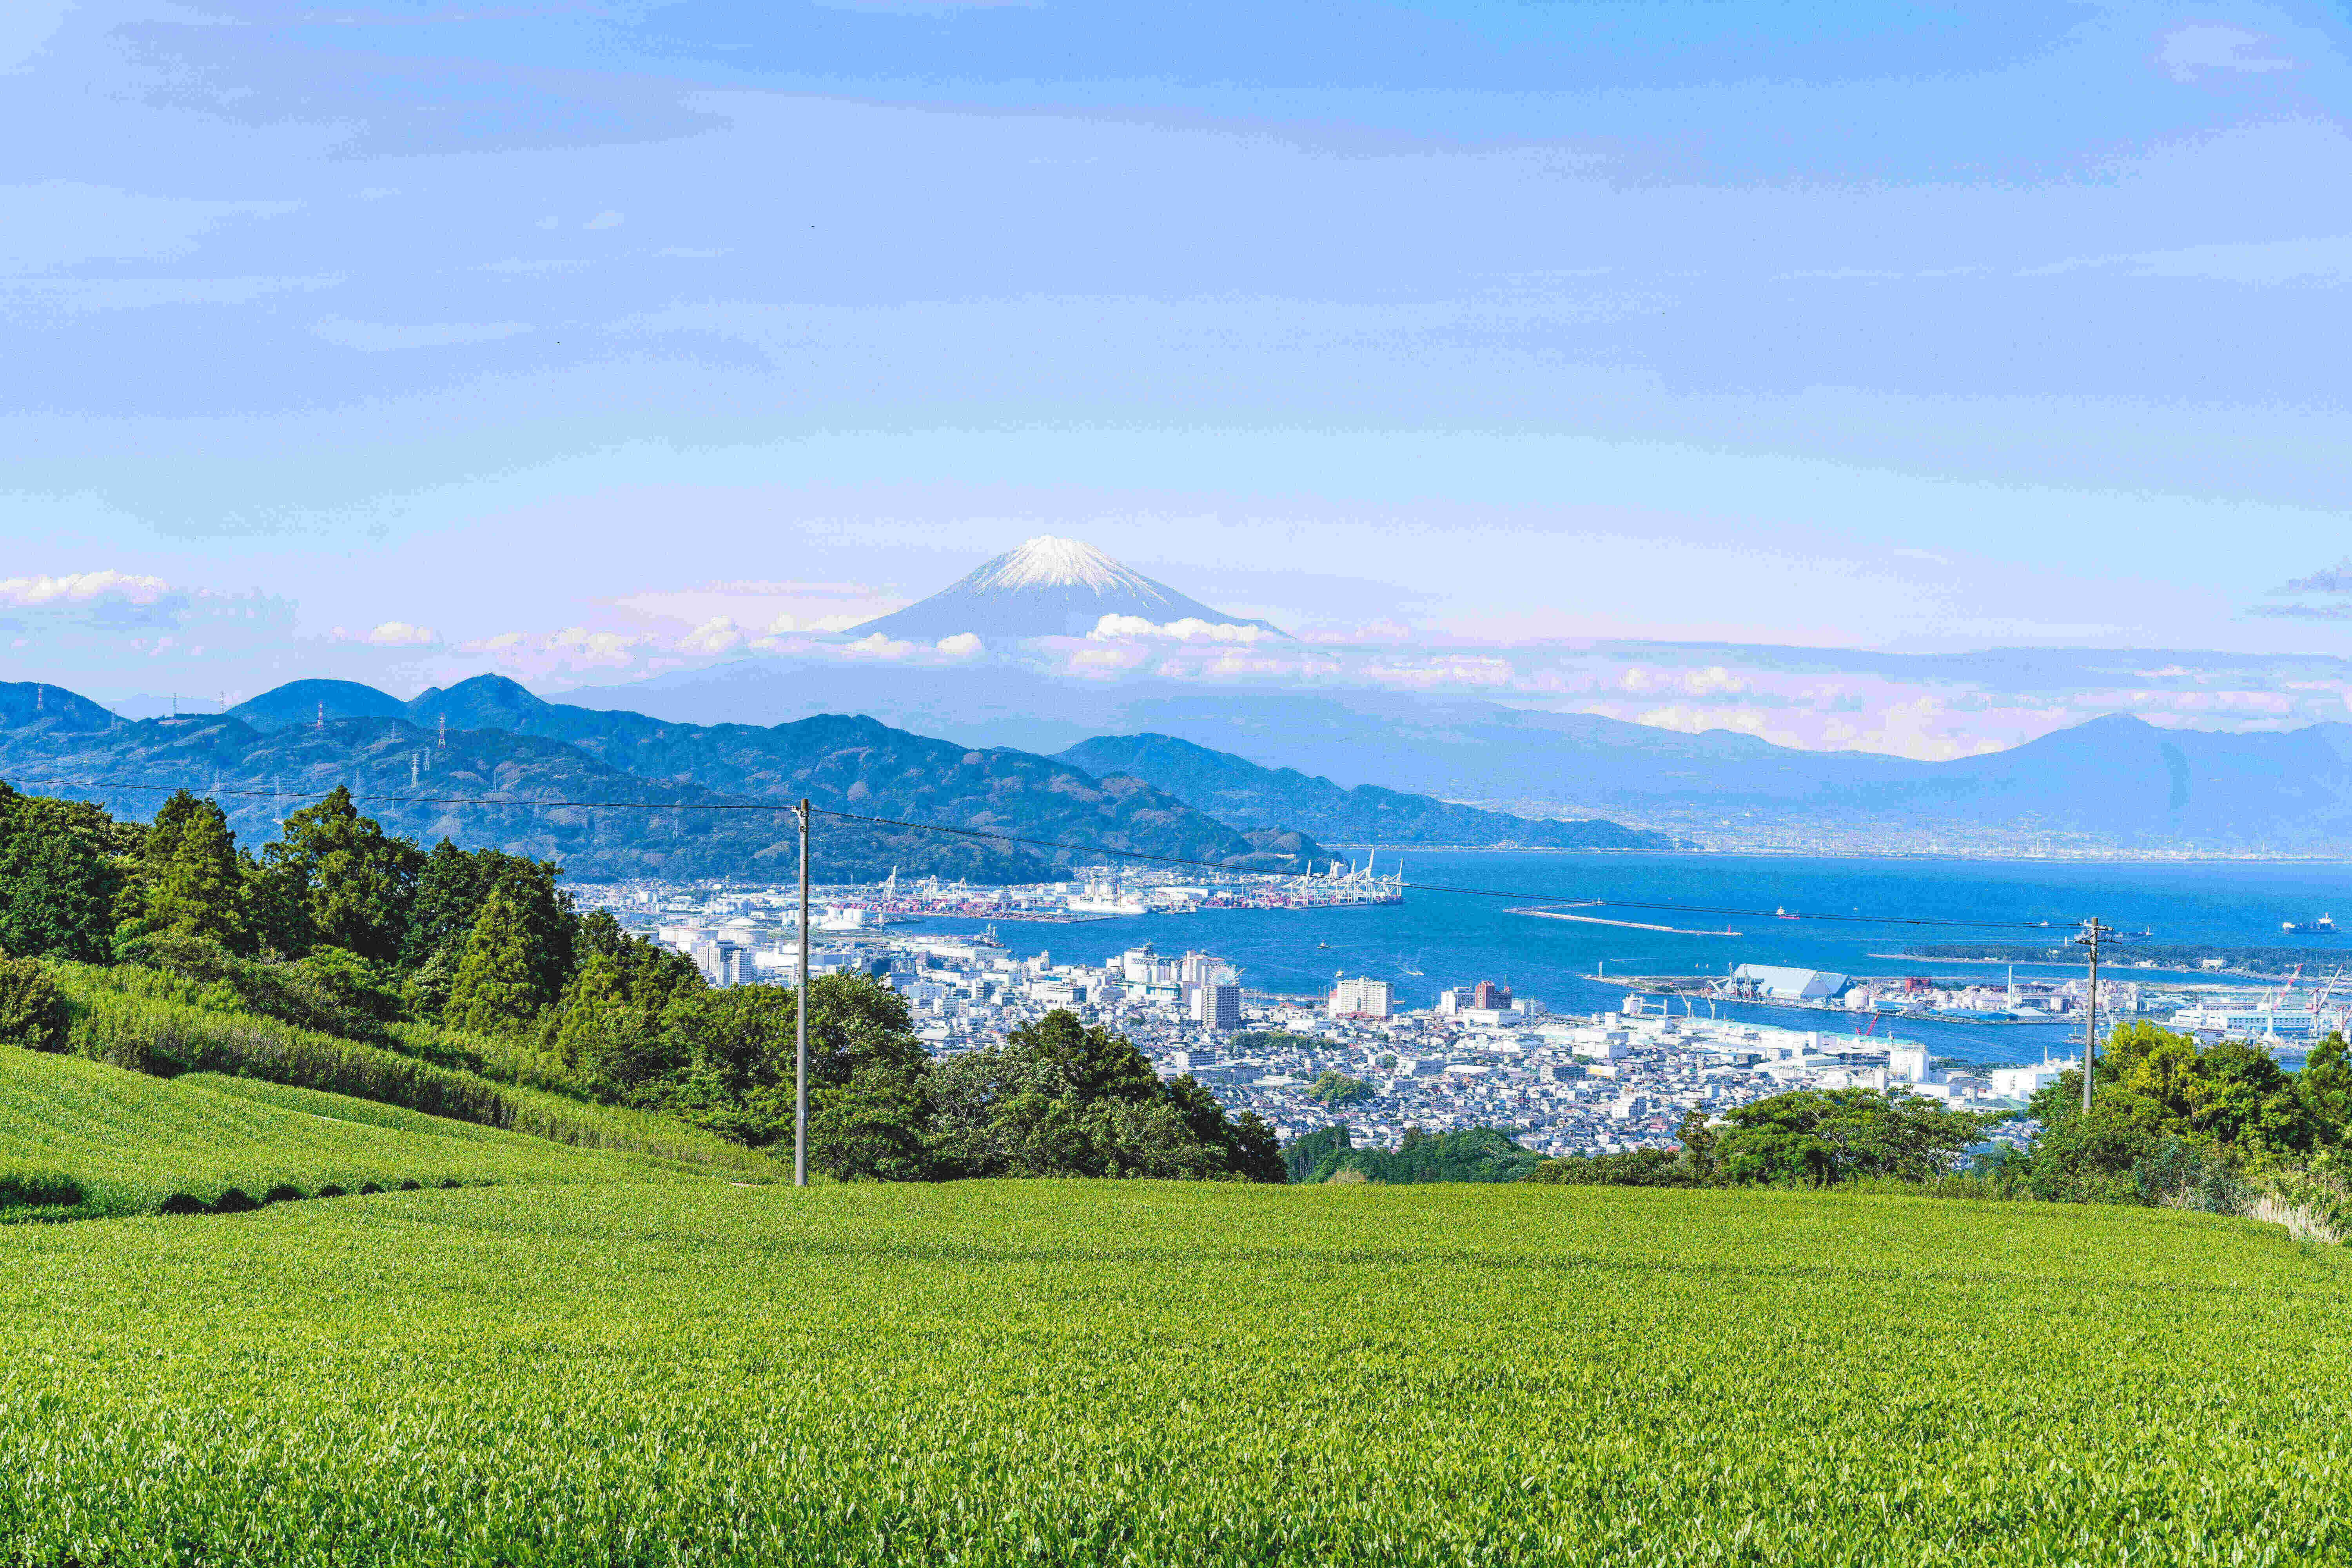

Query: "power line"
left=8, top=773, right=2073, bottom=931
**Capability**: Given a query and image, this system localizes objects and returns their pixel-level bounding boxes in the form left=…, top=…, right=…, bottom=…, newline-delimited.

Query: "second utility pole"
left=795, top=798, right=811, bottom=1188
left=2071, top=917, right=2116, bottom=1114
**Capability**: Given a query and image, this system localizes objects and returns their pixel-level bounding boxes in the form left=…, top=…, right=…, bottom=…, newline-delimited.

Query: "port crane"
left=2307, top=967, right=2347, bottom=1032
left=2263, top=963, right=2307, bottom=1011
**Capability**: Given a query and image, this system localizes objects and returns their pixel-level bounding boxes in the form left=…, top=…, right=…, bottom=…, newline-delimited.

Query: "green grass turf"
left=52, top=961, right=775, bottom=1175
left=0, top=1177, right=2343, bottom=1564
left=0, top=1048, right=740, bottom=1219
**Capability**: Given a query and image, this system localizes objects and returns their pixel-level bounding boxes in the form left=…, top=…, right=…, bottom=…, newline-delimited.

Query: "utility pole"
left=795, top=798, right=812, bottom=1189
left=2070, top=918, right=2117, bottom=1114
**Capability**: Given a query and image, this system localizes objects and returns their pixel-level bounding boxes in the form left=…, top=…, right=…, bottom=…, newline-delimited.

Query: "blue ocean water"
left=913, top=853, right=2352, bottom=1067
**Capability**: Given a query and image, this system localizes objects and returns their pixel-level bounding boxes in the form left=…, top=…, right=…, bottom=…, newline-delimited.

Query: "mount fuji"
left=853, top=537, right=1287, bottom=641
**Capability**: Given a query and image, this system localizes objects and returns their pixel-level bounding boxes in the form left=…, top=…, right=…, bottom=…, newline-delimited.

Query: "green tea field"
left=0, top=1046, right=751, bottom=1220
left=0, top=1125, right=2344, bottom=1565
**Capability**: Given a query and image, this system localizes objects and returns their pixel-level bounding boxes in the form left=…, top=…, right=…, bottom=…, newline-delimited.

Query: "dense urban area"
left=586, top=864, right=2340, bottom=1159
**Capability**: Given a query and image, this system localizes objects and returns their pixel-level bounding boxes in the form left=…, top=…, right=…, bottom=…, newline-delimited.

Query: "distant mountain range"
left=5, top=676, right=1669, bottom=883
left=1057, top=733, right=1679, bottom=850
left=0, top=677, right=1339, bottom=883
left=564, top=659, right=2352, bottom=853
left=852, top=536, right=1284, bottom=642
left=22, top=652, right=2343, bottom=866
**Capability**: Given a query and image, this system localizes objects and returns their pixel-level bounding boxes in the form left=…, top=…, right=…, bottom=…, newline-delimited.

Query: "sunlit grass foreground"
left=0, top=1145, right=2343, bottom=1565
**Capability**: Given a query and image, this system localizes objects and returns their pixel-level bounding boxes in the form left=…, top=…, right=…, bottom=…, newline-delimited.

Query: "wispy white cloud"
left=0, top=274, right=339, bottom=323
left=313, top=316, right=533, bottom=352
left=2274, top=558, right=2352, bottom=594
left=0, top=1, right=72, bottom=73
left=678, top=615, right=746, bottom=655
left=478, top=258, right=590, bottom=275
left=1088, top=613, right=1268, bottom=644
left=2025, top=235, right=2352, bottom=285
left=361, top=620, right=438, bottom=647
left=839, top=632, right=918, bottom=658
left=0, top=182, right=299, bottom=274
left=457, top=626, right=652, bottom=671
left=2158, top=24, right=2292, bottom=83
left=0, top=569, right=172, bottom=608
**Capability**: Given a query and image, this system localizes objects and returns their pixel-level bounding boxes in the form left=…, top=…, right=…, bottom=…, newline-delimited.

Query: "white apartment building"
left=1329, top=976, right=1393, bottom=1019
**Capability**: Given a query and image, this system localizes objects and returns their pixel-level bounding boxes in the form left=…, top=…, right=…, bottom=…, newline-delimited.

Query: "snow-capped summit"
left=965, top=537, right=1142, bottom=594
left=852, top=537, right=1286, bottom=642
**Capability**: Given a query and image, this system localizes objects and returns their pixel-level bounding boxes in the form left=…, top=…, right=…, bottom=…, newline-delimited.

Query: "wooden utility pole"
left=795, top=799, right=811, bottom=1189
left=2070, top=918, right=2117, bottom=1114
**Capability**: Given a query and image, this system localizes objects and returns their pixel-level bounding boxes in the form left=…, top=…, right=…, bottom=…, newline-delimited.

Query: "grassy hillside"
left=0, top=1049, right=710, bottom=1220
left=50, top=962, right=774, bottom=1176
left=0, top=1178, right=2341, bottom=1564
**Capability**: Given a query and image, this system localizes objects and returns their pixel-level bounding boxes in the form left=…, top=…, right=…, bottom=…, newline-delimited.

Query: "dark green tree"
left=2018, top=1023, right=2325, bottom=1199
left=1675, top=1107, right=1719, bottom=1181
left=927, top=1009, right=1280, bottom=1181
left=256, top=786, right=425, bottom=964
left=1524, top=1148, right=1697, bottom=1186
left=544, top=912, right=706, bottom=1093
left=0, top=951, right=68, bottom=1052
left=443, top=886, right=548, bottom=1034
left=402, top=839, right=490, bottom=968
left=1284, top=1124, right=1352, bottom=1183
left=808, top=1059, right=936, bottom=1181
left=1714, top=1089, right=1998, bottom=1186
left=0, top=789, right=121, bottom=962
left=2299, top=1031, right=2352, bottom=1145
left=1316, top=1125, right=1543, bottom=1184
left=1306, top=1069, right=1374, bottom=1108
left=399, top=842, right=573, bottom=995
left=655, top=983, right=801, bottom=1143
left=116, top=793, right=245, bottom=952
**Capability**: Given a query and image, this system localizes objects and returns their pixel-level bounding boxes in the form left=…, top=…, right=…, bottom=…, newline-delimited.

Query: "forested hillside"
left=0, top=677, right=1324, bottom=883
left=1059, top=731, right=1677, bottom=848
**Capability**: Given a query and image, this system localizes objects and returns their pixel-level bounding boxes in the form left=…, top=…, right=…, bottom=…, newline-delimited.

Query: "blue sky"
left=6, top=0, right=2352, bottom=756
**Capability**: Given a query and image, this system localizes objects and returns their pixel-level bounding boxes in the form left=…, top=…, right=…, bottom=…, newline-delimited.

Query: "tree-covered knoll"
left=1305, top=1069, right=1372, bottom=1107
left=1992, top=1022, right=2351, bottom=1214
left=1508, top=1031, right=2351, bottom=1238
left=0, top=781, right=1281, bottom=1186
left=1286, top=1124, right=1545, bottom=1185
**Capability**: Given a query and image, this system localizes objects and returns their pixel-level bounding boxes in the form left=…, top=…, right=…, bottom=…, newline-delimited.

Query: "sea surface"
left=912, top=853, right=2352, bottom=1067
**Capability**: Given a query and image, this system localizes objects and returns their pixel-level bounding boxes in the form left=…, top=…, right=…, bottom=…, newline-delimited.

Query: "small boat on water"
left=2283, top=914, right=2338, bottom=935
